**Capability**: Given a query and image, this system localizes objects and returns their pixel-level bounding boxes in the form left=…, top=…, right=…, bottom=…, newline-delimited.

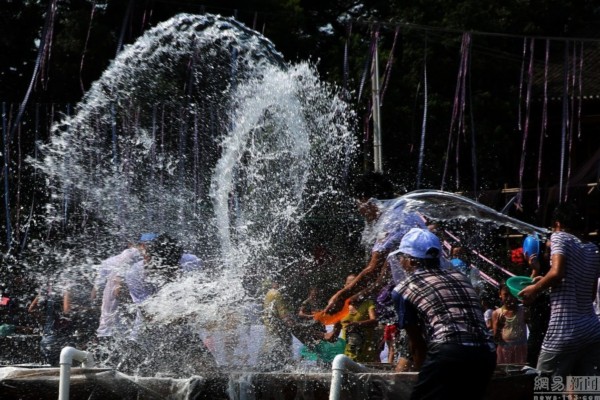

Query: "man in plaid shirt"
left=392, top=228, right=496, bottom=400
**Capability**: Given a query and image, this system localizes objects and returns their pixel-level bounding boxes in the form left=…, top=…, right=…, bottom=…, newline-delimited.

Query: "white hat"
left=390, top=228, right=441, bottom=259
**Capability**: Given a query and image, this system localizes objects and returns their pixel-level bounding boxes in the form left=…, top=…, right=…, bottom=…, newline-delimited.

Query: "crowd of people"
left=0, top=233, right=214, bottom=376
left=320, top=172, right=600, bottom=399
left=0, top=171, right=599, bottom=400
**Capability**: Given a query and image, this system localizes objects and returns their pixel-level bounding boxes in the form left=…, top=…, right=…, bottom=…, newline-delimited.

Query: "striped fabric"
left=542, top=231, right=600, bottom=353
left=395, top=268, right=494, bottom=347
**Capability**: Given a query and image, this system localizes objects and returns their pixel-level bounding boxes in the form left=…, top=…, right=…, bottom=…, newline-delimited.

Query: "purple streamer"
left=518, top=38, right=535, bottom=205
left=537, top=40, right=550, bottom=207
left=566, top=43, right=580, bottom=201
left=559, top=42, right=570, bottom=202
left=380, top=26, right=401, bottom=106
left=517, top=38, right=527, bottom=132
left=342, top=23, right=352, bottom=96
left=417, top=35, right=428, bottom=189
left=456, top=34, right=471, bottom=189
left=357, top=27, right=377, bottom=102
left=79, top=1, right=96, bottom=95
left=442, top=33, right=470, bottom=190
left=116, top=0, right=134, bottom=56
left=40, top=1, right=58, bottom=91
left=9, top=0, right=58, bottom=144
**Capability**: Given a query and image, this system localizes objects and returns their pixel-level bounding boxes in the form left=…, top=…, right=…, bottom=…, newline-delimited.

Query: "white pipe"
left=371, top=39, right=383, bottom=173
left=329, top=354, right=368, bottom=400
left=58, top=346, right=95, bottom=400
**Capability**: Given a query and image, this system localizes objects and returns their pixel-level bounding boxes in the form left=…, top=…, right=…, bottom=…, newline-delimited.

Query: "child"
left=481, top=296, right=495, bottom=332
left=492, top=284, right=528, bottom=364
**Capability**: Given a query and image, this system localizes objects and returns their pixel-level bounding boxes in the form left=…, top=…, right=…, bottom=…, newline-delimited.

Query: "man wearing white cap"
left=391, top=228, right=496, bottom=400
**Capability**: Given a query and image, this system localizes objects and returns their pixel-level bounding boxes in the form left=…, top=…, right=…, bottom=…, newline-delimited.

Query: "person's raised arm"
left=63, top=290, right=72, bottom=314
left=325, top=251, right=386, bottom=314
left=520, top=253, right=566, bottom=305
left=28, top=295, right=40, bottom=313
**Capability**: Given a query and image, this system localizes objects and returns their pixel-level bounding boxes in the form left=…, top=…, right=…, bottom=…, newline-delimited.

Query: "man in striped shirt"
left=520, top=204, right=600, bottom=378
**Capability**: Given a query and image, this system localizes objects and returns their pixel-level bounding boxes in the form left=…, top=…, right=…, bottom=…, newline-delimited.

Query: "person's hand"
left=518, top=283, right=539, bottom=305
left=324, top=293, right=345, bottom=315
left=527, top=253, right=538, bottom=265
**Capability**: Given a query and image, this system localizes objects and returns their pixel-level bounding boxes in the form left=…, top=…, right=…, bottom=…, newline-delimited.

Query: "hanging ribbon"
left=417, top=34, right=428, bottom=189
left=456, top=33, right=471, bottom=189
left=559, top=42, right=570, bottom=202
left=565, top=42, right=584, bottom=201
left=441, top=32, right=470, bottom=190
left=116, top=0, right=134, bottom=56
left=9, top=0, right=58, bottom=144
left=357, top=26, right=378, bottom=102
left=379, top=26, right=401, bottom=106
left=141, top=1, right=154, bottom=32
left=342, top=22, right=352, bottom=97
left=468, top=41, right=478, bottom=198
left=517, top=38, right=527, bottom=133
left=39, top=1, right=58, bottom=91
left=517, top=38, right=535, bottom=207
left=537, top=40, right=550, bottom=208
left=79, top=1, right=96, bottom=95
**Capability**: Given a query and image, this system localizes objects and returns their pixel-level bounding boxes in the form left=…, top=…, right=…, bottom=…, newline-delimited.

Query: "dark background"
left=1, top=0, right=599, bottom=257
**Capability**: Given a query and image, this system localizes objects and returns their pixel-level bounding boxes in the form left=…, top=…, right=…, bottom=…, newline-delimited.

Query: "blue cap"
left=522, top=235, right=540, bottom=258
left=140, top=233, right=158, bottom=243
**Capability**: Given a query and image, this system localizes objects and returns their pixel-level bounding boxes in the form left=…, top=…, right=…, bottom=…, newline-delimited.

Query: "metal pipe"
left=329, top=354, right=368, bottom=400
left=58, top=346, right=95, bottom=400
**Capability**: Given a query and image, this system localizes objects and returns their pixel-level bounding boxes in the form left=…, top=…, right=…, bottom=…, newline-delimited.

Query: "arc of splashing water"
left=405, top=190, right=549, bottom=238
left=408, top=190, right=550, bottom=283
left=20, top=104, right=41, bottom=254
left=210, top=67, right=311, bottom=262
